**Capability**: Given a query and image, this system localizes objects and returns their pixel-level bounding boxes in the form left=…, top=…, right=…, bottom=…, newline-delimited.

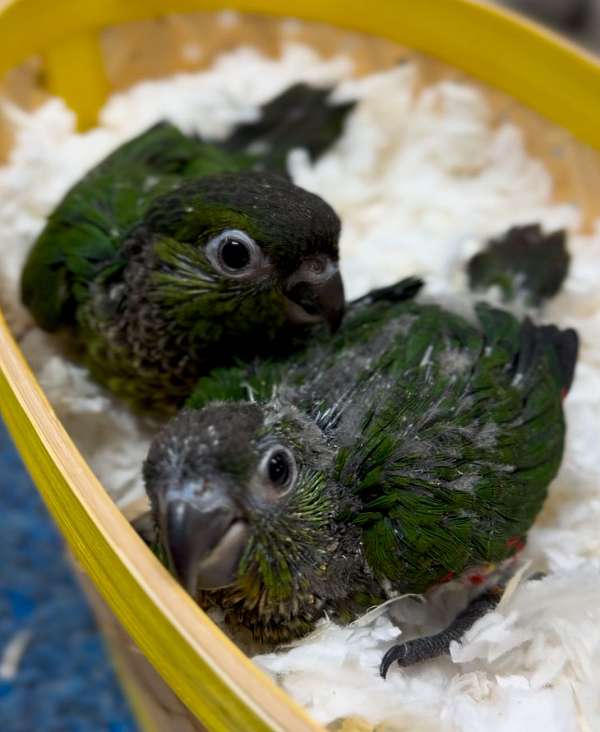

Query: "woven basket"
left=1, top=2, right=600, bottom=730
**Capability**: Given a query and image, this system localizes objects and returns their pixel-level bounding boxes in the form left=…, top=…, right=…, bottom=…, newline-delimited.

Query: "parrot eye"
left=259, top=446, right=297, bottom=495
left=206, top=229, right=264, bottom=278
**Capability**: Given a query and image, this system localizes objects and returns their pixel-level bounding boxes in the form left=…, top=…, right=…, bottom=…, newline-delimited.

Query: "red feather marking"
left=506, top=536, right=525, bottom=552
left=468, top=573, right=485, bottom=586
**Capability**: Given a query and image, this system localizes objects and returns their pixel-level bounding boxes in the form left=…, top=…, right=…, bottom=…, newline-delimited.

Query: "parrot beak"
left=161, top=481, right=249, bottom=594
left=284, top=257, right=345, bottom=333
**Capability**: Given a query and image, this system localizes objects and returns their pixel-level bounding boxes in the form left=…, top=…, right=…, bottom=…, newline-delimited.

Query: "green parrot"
left=141, top=277, right=578, bottom=675
left=21, top=84, right=352, bottom=414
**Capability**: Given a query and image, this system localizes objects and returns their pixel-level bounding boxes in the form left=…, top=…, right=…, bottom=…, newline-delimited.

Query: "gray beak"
left=161, top=482, right=249, bottom=594
left=284, top=258, right=345, bottom=333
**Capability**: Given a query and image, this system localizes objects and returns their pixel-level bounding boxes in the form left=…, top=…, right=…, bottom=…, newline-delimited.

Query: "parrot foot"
left=379, top=583, right=504, bottom=678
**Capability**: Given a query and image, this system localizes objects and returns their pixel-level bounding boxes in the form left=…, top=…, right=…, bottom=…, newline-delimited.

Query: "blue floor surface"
left=0, top=417, right=139, bottom=732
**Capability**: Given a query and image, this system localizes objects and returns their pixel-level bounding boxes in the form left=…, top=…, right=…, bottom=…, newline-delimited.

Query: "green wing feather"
left=344, top=302, right=569, bottom=591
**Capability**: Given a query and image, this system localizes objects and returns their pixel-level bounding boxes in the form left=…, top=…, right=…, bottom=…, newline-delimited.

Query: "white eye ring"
left=205, top=229, right=263, bottom=278
left=259, top=446, right=297, bottom=496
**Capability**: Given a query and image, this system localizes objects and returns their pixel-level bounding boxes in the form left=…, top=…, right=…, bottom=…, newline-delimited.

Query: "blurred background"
left=0, top=1, right=598, bottom=730
left=501, top=0, right=600, bottom=47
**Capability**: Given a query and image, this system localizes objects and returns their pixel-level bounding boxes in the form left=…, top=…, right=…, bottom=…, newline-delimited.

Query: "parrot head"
left=140, top=171, right=345, bottom=336
left=143, top=401, right=359, bottom=641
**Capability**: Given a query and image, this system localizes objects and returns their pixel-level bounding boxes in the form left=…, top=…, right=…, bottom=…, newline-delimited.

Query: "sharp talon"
left=379, top=578, right=518, bottom=678
left=380, top=643, right=408, bottom=679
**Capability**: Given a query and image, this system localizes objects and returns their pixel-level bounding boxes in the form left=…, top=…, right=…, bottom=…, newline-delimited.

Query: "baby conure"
left=21, top=84, right=352, bottom=414
left=141, top=278, right=578, bottom=674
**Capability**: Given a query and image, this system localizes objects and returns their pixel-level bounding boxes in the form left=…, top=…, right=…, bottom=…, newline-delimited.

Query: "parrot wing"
left=340, top=303, right=576, bottom=591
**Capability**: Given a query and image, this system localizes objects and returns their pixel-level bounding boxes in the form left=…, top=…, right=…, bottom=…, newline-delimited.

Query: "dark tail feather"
left=514, top=319, right=579, bottom=394
left=467, top=224, right=570, bottom=306
left=220, top=83, right=356, bottom=174
left=351, top=277, right=425, bottom=306
left=538, top=324, right=579, bottom=393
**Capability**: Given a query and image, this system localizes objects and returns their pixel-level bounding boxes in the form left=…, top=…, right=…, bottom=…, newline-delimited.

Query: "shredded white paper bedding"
left=1, top=40, right=599, bottom=732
